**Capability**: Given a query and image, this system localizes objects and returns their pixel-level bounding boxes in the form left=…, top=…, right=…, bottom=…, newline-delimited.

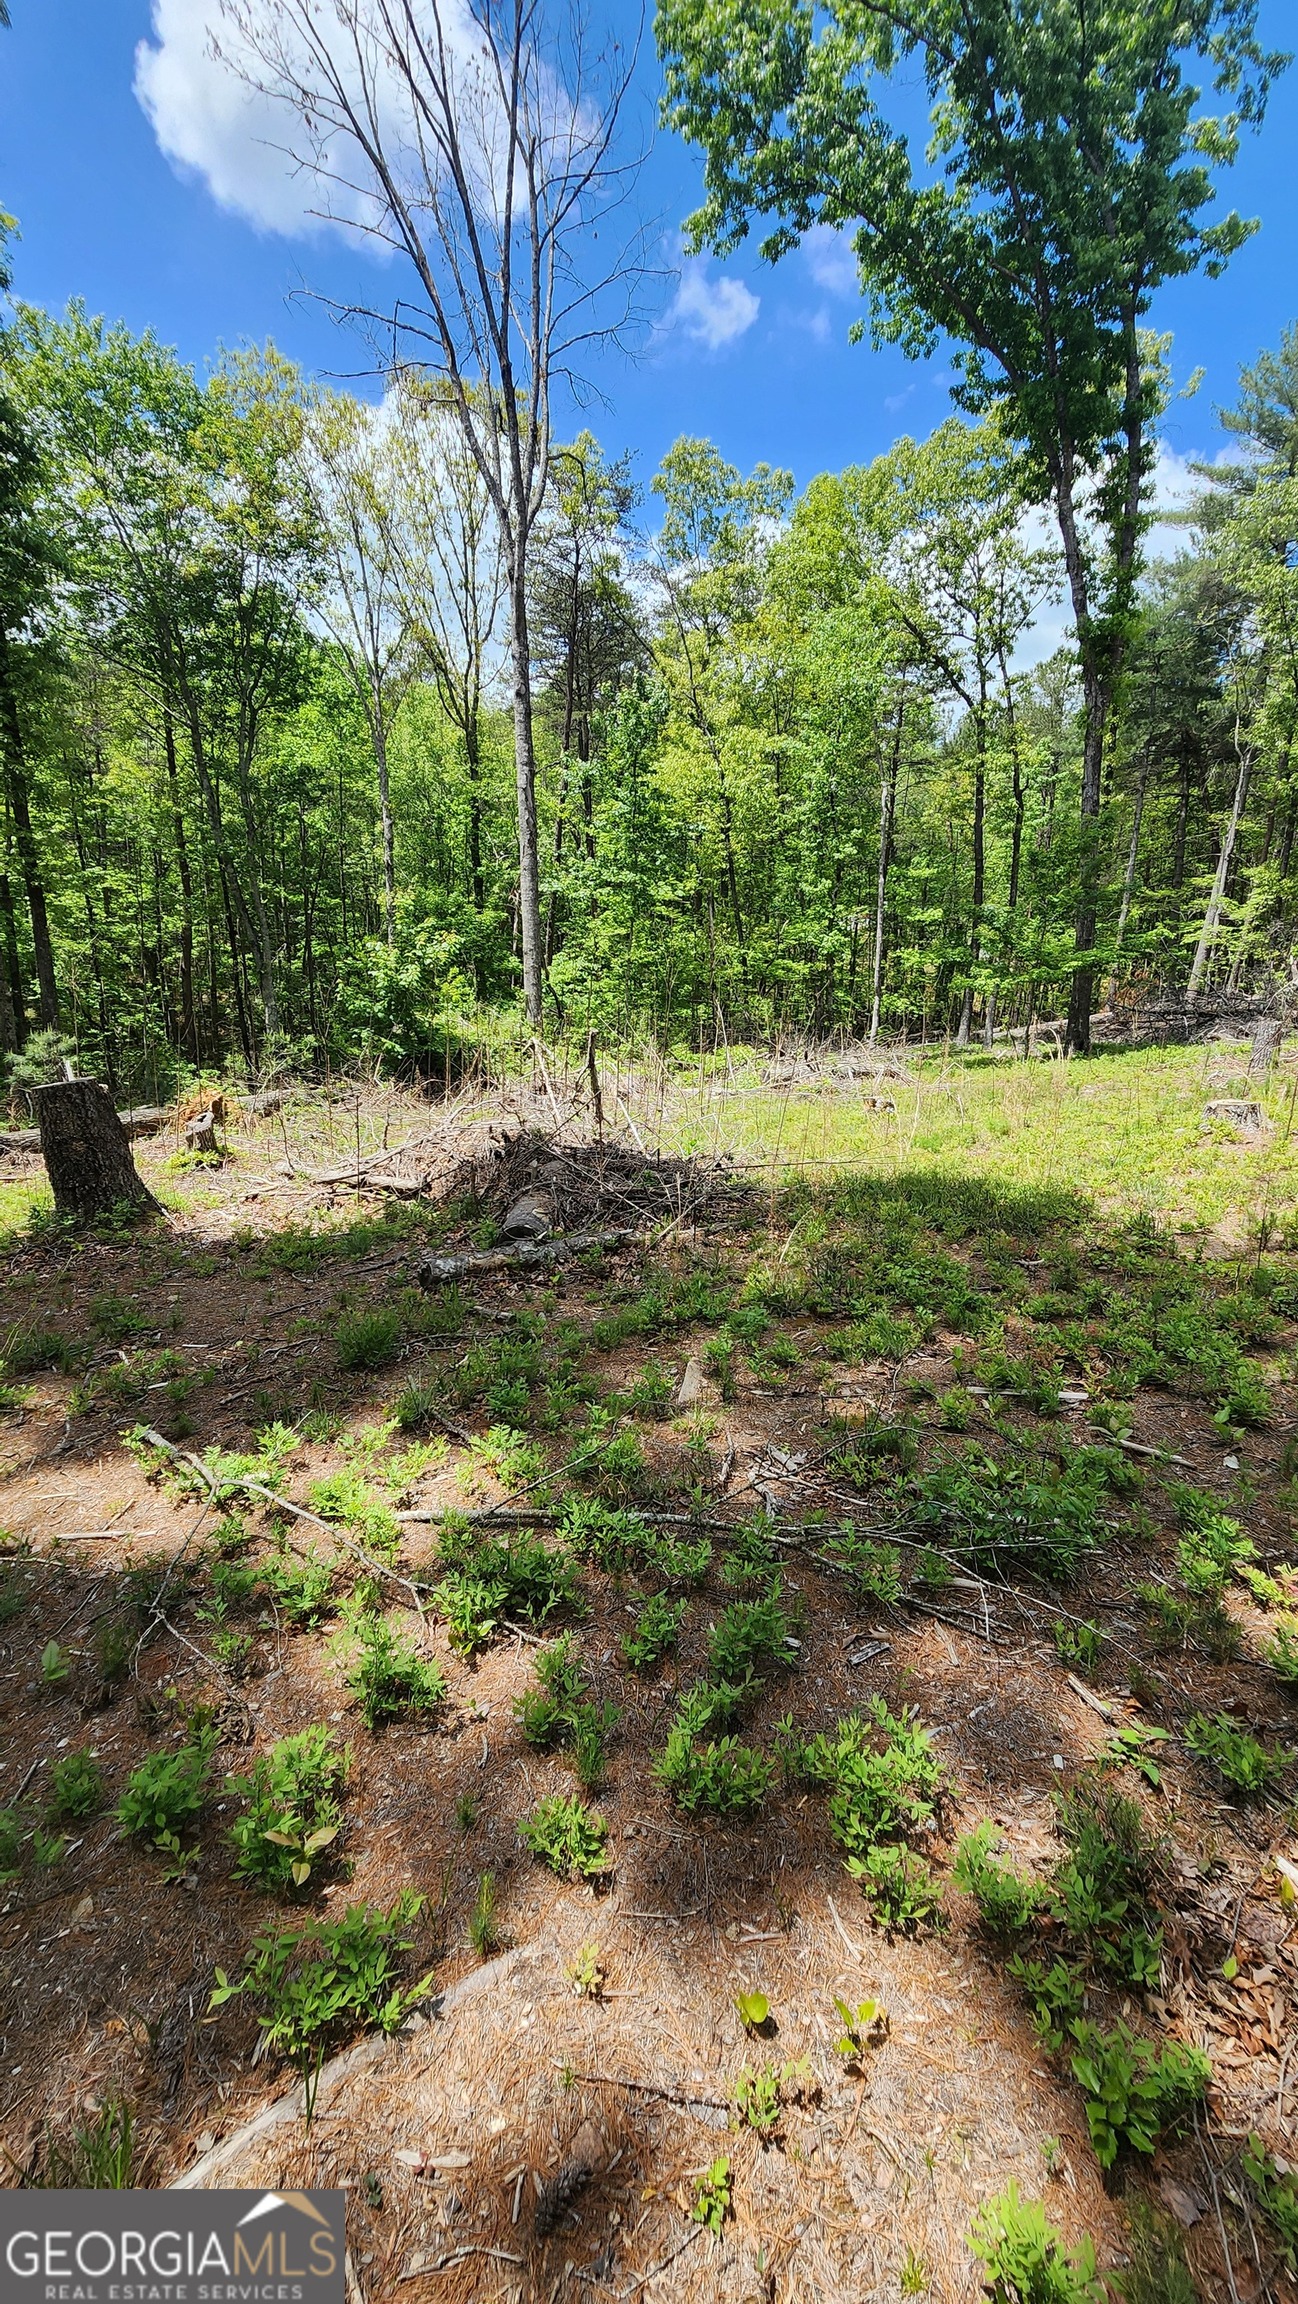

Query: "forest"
left=3, top=309, right=1296, bottom=1095
left=0, top=5, right=1294, bottom=1095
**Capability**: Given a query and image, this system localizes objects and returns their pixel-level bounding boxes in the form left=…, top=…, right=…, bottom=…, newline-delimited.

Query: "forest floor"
left=0, top=1042, right=1296, bottom=2303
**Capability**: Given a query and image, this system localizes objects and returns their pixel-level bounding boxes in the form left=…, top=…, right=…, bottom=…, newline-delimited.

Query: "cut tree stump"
left=183, top=1107, right=223, bottom=1158
left=35, top=1078, right=161, bottom=1225
left=1202, top=1097, right=1266, bottom=1137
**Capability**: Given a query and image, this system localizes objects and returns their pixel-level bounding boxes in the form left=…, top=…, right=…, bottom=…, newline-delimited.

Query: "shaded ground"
left=0, top=1081, right=1296, bottom=2301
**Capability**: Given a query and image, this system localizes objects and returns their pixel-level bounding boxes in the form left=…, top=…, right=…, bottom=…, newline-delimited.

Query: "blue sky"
left=1, top=0, right=1296, bottom=504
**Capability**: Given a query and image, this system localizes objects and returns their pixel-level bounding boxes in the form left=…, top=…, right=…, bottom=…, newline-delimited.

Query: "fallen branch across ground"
left=169, top=1947, right=536, bottom=2189
left=417, top=1228, right=638, bottom=1284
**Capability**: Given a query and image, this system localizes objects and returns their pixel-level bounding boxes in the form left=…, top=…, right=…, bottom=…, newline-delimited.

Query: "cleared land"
left=0, top=1045, right=1295, bottom=2303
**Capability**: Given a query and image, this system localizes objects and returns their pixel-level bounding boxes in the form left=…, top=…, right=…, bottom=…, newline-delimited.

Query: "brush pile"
left=440, top=1127, right=739, bottom=1235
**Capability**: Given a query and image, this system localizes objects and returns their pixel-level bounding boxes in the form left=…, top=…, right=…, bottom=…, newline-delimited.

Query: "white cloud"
left=802, top=223, right=858, bottom=300
left=135, top=0, right=344, bottom=235
left=667, top=260, right=759, bottom=352
left=134, top=0, right=581, bottom=245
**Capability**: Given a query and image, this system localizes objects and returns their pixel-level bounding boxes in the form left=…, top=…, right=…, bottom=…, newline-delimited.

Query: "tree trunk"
left=36, top=1078, right=160, bottom=1226
left=162, top=712, right=198, bottom=1066
left=869, top=693, right=904, bottom=1045
left=0, top=871, right=22, bottom=1051
left=1106, top=752, right=1150, bottom=1006
left=372, top=686, right=396, bottom=946
left=955, top=718, right=987, bottom=1050
left=1064, top=663, right=1109, bottom=1056
left=465, top=714, right=486, bottom=914
left=0, top=626, right=58, bottom=1030
left=1187, top=727, right=1252, bottom=1001
left=509, top=563, right=544, bottom=1026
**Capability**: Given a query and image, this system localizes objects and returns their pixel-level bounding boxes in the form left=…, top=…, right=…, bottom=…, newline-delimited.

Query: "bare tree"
left=300, top=387, right=415, bottom=943
left=215, top=0, right=649, bottom=1023
left=388, top=376, right=506, bottom=914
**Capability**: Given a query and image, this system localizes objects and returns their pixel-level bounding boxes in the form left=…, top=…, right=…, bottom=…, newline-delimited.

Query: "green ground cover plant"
left=345, top=1617, right=445, bottom=1729
left=226, top=1725, right=347, bottom=1893
left=518, top=1794, right=610, bottom=1881
left=208, top=1893, right=431, bottom=2119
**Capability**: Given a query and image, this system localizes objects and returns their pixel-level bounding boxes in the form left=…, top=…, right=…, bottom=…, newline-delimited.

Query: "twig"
left=826, top=1895, right=866, bottom=1962
left=555, top=2069, right=728, bottom=2113
left=620, top=2222, right=703, bottom=2297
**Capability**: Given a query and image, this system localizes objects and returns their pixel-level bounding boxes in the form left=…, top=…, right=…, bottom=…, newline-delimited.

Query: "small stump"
left=1202, top=1097, right=1266, bottom=1138
left=184, top=1109, right=222, bottom=1159
left=36, top=1078, right=161, bottom=1226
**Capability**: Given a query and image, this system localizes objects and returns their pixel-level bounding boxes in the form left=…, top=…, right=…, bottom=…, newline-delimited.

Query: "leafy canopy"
left=656, top=0, right=1286, bottom=517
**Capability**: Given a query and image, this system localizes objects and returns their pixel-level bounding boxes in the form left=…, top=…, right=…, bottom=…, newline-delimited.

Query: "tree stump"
left=184, top=1110, right=220, bottom=1158
left=36, top=1079, right=161, bottom=1225
left=1202, top=1098, right=1266, bottom=1137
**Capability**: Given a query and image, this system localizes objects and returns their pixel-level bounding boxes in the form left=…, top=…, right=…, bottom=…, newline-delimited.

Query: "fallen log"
left=417, top=1227, right=638, bottom=1285
left=169, top=1946, right=536, bottom=2189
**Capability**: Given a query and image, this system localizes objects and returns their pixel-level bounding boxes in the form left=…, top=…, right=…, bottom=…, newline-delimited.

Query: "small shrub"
left=468, top=1869, right=500, bottom=1956
left=46, top=1749, right=105, bottom=1822
left=732, top=2062, right=782, bottom=2139
left=953, top=1823, right=1045, bottom=1937
left=432, top=1571, right=509, bottom=1657
left=307, top=1468, right=401, bottom=1558
left=624, top=1360, right=673, bottom=1419
left=719, top=1519, right=779, bottom=1591
left=1067, top=2021, right=1209, bottom=2170
left=800, top=1699, right=945, bottom=1856
left=1006, top=1955, right=1086, bottom=2052
left=226, top=1725, right=347, bottom=1892
left=968, top=2183, right=1103, bottom=2304
left=89, top=1294, right=150, bottom=1343
left=1265, top=1618, right=1298, bottom=1687
left=346, top=1617, right=445, bottom=1729
left=830, top=1996, right=888, bottom=2060
left=621, top=1591, right=687, bottom=1671
left=656, top=1707, right=774, bottom=1813
left=911, top=1545, right=954, bottom=1591
left=731, top=2057, right=815, bottom=2138
left=706, top=1585, right=799, bottom=1686
left=118, top=1729, right=216, bottom=1856
left=434, top=1518, right=582, bottom=1629
left=1241, top=2132, right=1298, bottom=2275
left=337, top=1308, right=402, bottom=1371
left=691, top=2155, right=731, bottom=2234
left=263, top=1550, right=336, bottom=1628
left=850, top=1842, right=944, bottom=1932
left=826, top=1530, right=904, bottom=1606
left=565, top=1941, right=605, bottom=1998
left=515, top=1634, right=618, bottom=1787
left=518, top=1793, right=610, bottom=1881
left=209, top=1892, right=430, bottom=2119
left=1171, top=1488, right=1254, bottom=1599
left=640, top=1526, right=712, bottom=1587
left=1184, top=1710, right=1294, bottom=1799
left=1050, top=1782, right=1164, bottom=1985
left=1052, top=1620, right=1101, bottom=1674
